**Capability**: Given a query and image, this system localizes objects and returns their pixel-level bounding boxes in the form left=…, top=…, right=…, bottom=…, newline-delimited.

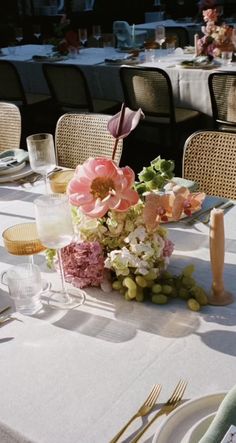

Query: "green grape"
left=135, top=275, right=148, bottom=288
left=124, top=291, right=132, bottom=301
left=161, top=271, right=173, bottom=280
left=182, top=264, right=195, bottom=277
left=145, top=270, right=157, bottom=281
left=190, top=286, right=208, bottom=305
left=152, top=283, right=162, bottom=294
left=123, top=277, right=137, bottom=291
left=152, top=294, right=168, bottom=304
left=112, top=280, right=122, bottom=291
left=182, top=276, right=196, bottom=289
left=178, top=287, right=189, bottom=300
left=136, top=287, right=144, bottom=302
left=187, top=298, right=201, bottom=311
left=127, top=287, right=137, bottom=299
left=162, top=284, right=173, bottom=295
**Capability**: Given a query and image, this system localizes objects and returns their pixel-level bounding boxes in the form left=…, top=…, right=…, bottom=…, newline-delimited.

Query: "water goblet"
left=33, top=24, right=41, bottom=41
left=155, top=25, right=165, bottom=57
left=92, top=25, right=101, bottom=46
left=34, top=194, right=85, bottom=310
left=15, top=27, right=23, bottom=54
left=78, top=28, right=88, bottom=47
left=26, top=133, right=56, bottom=193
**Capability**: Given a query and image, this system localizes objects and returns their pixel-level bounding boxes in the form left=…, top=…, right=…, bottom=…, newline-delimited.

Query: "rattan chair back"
left=55, top=113, right=123, bottom=168
left=183, top=130, right=236, bottom=199
left=0, top=60, right=27, bottom=105
left=208, top=72, right=236, bottom=131
left=120, top=66, right=175, bottom=123
left=119, top=66, right=199, bottom=148
left=0, top=102, right=21, bottom=151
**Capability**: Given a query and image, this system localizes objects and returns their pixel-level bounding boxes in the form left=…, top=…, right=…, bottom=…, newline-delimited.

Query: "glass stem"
left=43, top=174, right=48, bottom=194
left=57, top=248, right=67, bottom=295
left=28, top=255, right=34, bottom=265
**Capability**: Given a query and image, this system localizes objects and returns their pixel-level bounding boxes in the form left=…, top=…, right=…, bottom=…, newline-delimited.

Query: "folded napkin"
left=171, top=177, right=198, bottom=191
left=199, top=385, right=236, bottom=443
left=0, top=149, right=28, bottom=170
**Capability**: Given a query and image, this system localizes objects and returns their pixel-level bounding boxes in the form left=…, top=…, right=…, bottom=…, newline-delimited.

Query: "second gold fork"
left=109, top=384, right=162, bottom=443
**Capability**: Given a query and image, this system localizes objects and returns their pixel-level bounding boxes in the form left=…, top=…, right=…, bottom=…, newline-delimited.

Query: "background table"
left=2, top=44, right=236, bottom=118
left=0, top=178, right=236, bottom=442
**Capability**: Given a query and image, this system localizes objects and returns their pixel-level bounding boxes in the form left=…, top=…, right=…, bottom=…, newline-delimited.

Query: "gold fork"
left=109, top=384, right=162, bottom=443
left=130, top=379, right=188, bottom=443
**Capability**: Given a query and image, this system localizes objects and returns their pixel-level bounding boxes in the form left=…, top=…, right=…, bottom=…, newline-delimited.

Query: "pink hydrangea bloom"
left=67, top=157, right=139, bottom=218
left=60, top=241, right=104, bottom=288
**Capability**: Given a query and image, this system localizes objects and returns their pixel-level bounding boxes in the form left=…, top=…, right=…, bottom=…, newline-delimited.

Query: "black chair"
left=42, top=63, right=121, bottom=115
left=0, top=60, right=57, bottom=142
left=119, top=66, right=201, bottom=146
left=208, top=71, right=236, bottom=132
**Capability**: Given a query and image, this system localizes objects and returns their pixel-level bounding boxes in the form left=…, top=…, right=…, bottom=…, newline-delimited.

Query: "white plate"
left=152, top=392, right=226, bottom=443
left=188, top=413, right=216, bottom=443
left=0, top=161, right=26, bottom=175
left=0, top=163, right=33, bottom=183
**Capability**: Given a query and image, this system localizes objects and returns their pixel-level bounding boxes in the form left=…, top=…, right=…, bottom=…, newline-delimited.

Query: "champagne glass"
left=34, top=194, right=85, bottom=310
left=78, top=28, right=88, bottom=47
left=26, top=133, right=56, bottom=193
left=155, top=26, right=165, bottom=57
left=92, top=25, right=101, bottom=46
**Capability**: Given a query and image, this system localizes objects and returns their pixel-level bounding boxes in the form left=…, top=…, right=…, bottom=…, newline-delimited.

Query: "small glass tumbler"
left=221, top=51, right=233, bottom=65
left=1, top=263, right=50, bottom=315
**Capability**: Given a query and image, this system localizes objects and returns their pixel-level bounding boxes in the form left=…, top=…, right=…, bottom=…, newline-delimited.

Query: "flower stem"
left=112, top=102, right=125, bottom=161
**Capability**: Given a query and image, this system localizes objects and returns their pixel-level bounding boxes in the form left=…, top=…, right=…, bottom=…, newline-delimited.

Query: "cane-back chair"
left=208, top=71, right=236, bottom=132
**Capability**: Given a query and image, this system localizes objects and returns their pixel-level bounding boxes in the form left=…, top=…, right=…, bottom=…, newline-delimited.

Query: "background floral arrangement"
left=197, top=7, right=234, bottom=57
left=49, top=14, right=79, bottom=55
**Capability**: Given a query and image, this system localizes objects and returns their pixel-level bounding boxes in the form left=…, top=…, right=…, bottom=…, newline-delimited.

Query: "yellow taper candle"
left=208, top=208, right=233, bottom=305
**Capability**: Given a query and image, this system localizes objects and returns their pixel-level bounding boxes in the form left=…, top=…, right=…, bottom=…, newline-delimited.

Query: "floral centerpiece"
left=49, top=14, right=79, bottom=56
left=47, top=105, right=208, bottom=311
left=197, top=7, right=234, bottom=57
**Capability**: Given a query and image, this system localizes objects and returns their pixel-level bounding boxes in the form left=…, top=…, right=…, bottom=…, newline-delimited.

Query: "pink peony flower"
left=67, top=157, right=139, bottom=218
left=60, top=240, right=105, bottom=288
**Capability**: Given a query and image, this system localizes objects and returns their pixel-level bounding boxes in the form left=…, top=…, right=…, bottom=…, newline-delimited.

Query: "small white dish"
left=0, top=163, right=33, bottom=183
left=152, top=392, right=226, bottom=443
left=0, top=161, right=26, bottom=175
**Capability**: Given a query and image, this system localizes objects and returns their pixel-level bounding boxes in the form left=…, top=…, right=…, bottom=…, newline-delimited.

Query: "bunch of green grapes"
left=135, top=156, right=175, bottom=197
left=112, top=264, right=208, bottom=311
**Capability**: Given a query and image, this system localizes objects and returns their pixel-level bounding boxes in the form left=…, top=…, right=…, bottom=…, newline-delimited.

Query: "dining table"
left=1, top=44, right=236, bottom=119
left=0, top=173, right=236, bottom=443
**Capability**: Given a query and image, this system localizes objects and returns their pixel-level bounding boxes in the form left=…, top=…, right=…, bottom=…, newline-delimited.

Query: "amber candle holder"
left=208, top=208, right=234, bottom=305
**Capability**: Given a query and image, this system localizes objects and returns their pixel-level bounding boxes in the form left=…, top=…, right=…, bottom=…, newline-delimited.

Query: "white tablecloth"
left=0, top=179, right=236, bottom=443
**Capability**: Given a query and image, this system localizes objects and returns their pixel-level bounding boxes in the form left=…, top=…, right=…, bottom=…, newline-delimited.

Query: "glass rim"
left=26, top=133, right=53, bottom=142
left=34, top=193, right=69, bottom=207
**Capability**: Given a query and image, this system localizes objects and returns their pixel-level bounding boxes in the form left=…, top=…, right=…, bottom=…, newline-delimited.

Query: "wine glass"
left=15, top=27, right=23, bottom=44
left=92, top=25, right=101, bottom=46
left=33, top=24, right=41, bottom=41
left=26, top=133, right=56, bottom=193
left=155, top=26, right=165, bottom=57
left=78, top=28, right=88, bottom=47
left=34, top=194, right=85, bottom=310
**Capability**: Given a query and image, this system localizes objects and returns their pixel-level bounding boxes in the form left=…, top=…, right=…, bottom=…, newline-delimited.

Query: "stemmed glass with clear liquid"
left=34, top=194, right=85, bottom=310
left=92, top=25, right=101, bottom=46
left=155, top=26, right=165, bottom=58
left=26, top=133, right=56, bottom=193
left=78, top=28, right=88, bottom=47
